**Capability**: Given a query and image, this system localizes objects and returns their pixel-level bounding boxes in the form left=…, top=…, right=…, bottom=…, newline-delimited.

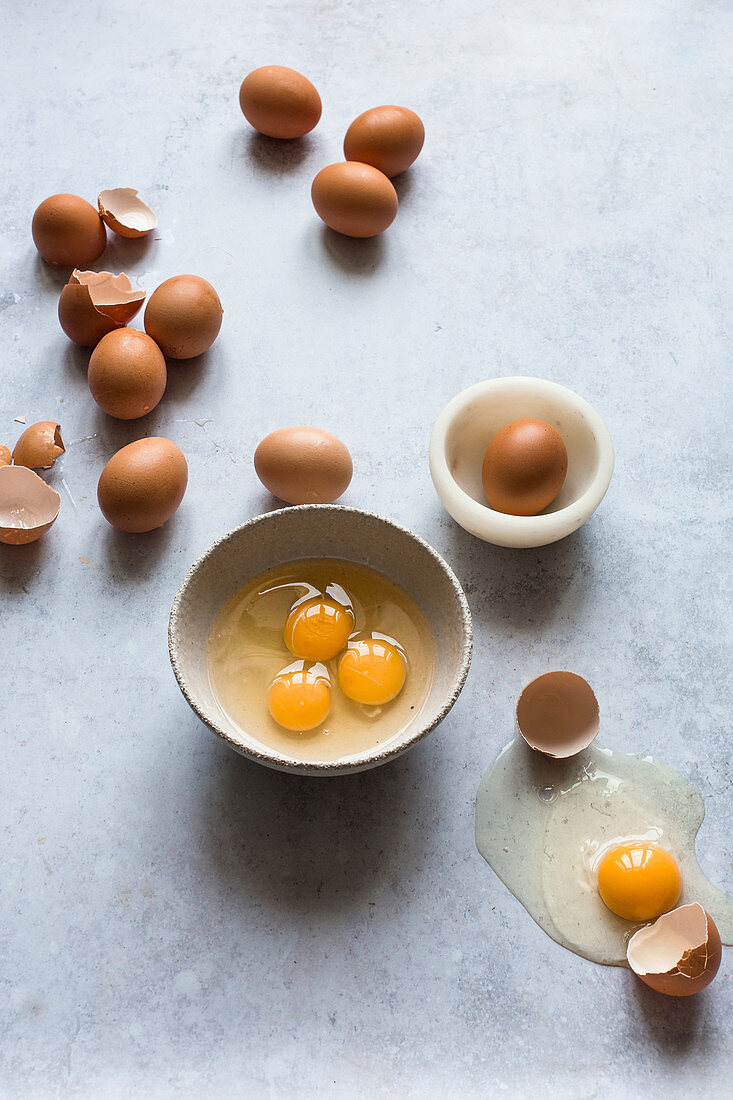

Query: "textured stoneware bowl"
left=429, top=377, right=614, bottom=548
left=169, top=505, right=473, bottom=776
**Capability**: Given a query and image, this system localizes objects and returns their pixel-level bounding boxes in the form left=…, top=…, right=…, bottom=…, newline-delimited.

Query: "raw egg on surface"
left=311, top=162, right=398, bottom=238
left=254, top=425, right=352, bottom=505
left=597, top=841, right=682, bottom=922
left=343, top=106, right=425, bottom=177
left=627, top=903, right=723, bottom=996
left=239, top=66, right=322, bottom=139
left=482, top=418, right=568, bottom=516
left=98, top=188, right=158, bottom=238
left=144, top=275, right=223, bottom=359
left=97, top=437, right=187, bottom=532
left=32, top=193, right=107, bottom=267
left=338, top=634, right=407, bottom=706
left=284, top=592, right=354, bottom=661
left=58, top=270, right=145, bottom=347
left=12, top=422, right=65, bottom=470
left=268, top=661, right=331, bottom=731
left=88, top=329, right=167, bottom=420
left=0, top=466, right=61, bottom=545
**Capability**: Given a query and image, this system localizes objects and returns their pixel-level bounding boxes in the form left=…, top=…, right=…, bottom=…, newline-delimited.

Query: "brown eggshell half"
left=98, top=188, right=158, bottom=239
left=97, top=437, right=188, bottom=532
left=254, top=426, right=353, bottom=505
left=312, top=162, right=398, bottom=238
left=88, top=329, right=167, bottom=420
left=343, top=106, right=425, bottom=178
left=627, top=904, right=723, bottom=996
left=482, top=418, right=568, bottom=516
left=239, top=65, right=322, bottom=139
left=31, top=193, right=107, bottom=267
left=516, top=671, right=599, bottom=758
left=58, top=270, right=145, bottom=346
left=144, top=275, right=223, bottom=359
left=0, top=445, right=11, bottom=467
left=0, top=465, right=61, bottom=545
left=12, top=422, right=65, bottom=470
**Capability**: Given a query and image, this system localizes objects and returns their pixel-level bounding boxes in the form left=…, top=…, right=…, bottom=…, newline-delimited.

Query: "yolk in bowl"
left=338, top=635, right=407, bottom=706
left=268, top=661, right=331, bottom=731
left=284, top=595, right=354, bottom=662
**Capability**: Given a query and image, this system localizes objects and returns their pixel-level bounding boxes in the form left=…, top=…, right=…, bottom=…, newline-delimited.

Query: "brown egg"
left=0, top=466, right=61, bottom=545
left=343, top=106, right=425, bottom=178
left=144, top=275, right=223, bottom=359
left=239, top=65, right=321, bottom=139
left=311, top=162, right=398, bottom=238
left=254, top=426, right=352, bottom=505
left=482, top=418, right=568, bottom=516
left=31, top=193, right=107, bottom=267
left=97, top=437, right=188, bottom=532
left=88, top=329, right=167, bottom=420
left=627, top=904, right=722, bottom=996
left=12, top=422, right=65, bottom=469
left=0, top=445, right=11, bottom=467
left=58, top=270, right=145, bottom=347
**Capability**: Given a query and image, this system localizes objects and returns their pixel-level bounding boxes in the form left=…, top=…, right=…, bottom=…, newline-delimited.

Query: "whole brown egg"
left=239, top=66, right=322, bottom=139
left=311, top=162, right=398, bottom=238
left=254, top=426, right=352, bottom=504
left=32, top=194, right=107, bottom=267
left=482, top=418, right=568, bottom=516
left=144, top=275, right=223, bottom=359
left=343, top=106, right=425, bottom=177
left=88, top=329, right=167, bottom=420
left=97, top=437, right=188, bottom=532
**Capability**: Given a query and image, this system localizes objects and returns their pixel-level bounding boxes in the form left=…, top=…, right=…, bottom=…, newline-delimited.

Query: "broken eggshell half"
left=0, top=465, right=61, bottom=545
left=58, top=270, right=145, bottom=347
left=98, top=188, right=158, bottom=239
left=12, top=422, right=65, bottom=470
left=0, top=445, right=11, bottom=467
left=516, top=670, right=599, bottom=758
left=627, top=903, right=722, bottom=996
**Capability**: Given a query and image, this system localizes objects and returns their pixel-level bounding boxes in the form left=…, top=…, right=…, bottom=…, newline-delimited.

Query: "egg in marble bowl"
left=169, top=506, right=472, bottom=775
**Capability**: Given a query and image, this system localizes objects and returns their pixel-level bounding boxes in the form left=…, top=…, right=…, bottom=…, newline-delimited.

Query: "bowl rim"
left=168, top=504, right=473, bottom=774
left=429, top=376, right=615, bottom=546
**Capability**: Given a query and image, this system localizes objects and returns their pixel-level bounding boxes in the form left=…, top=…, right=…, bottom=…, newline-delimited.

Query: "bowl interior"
left=445, top=385, right=602, bottom=514
left=170, top=506, right=472, bottom=773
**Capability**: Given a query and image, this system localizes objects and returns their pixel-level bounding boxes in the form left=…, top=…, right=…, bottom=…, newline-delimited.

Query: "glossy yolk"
left=337, top=637, right=407, bottom=706
left=268, top=664, right=331, bottom=731
left=284, top=596, right=354, bottom=662
left=597, top=842, right=682, bottom=921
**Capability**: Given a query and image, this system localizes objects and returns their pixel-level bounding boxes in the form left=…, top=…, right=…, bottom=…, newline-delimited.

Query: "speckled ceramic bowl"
left=429, top=377, right=614, bottom=548
left=169, top=506, right=473, bottom=775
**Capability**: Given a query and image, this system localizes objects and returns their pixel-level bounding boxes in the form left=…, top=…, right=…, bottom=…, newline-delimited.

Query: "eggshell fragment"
left=239, top=66, right=322, bottom=139
left=516, top=671, right=599, bottom=758
left=32, top=193, right=107, bottom=267
left=254, top=426, right=352, bottom=505
left=0, top=465, right=60, bottom=545
left=98, top=188, right=158, bottom=238
left=144, top=275, right=223, bottom=359
left=88, top=329, right=167, bottom=420
left=58, top=270, right=145, bottom=347
left=0, top=445, right=10, bottom=467
left=97, top=437, right=188, bottom=532
left=344, top=106, right=425, bottom=177
left=12, top=422, right=65, bottom=470
left=627, top=904, right=722, bottom=996
left=482, top=418, right=568, bottom=516
left=311, top=162, right=398, bottom=238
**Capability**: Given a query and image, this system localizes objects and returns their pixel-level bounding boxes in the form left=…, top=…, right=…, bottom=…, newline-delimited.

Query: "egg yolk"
left=597, top=842, right=682, bottom=922
left=337, top=636, right=407, bottom=706
left=268, top=662, right=331, bottom=731
left=284, top=596, right=354, bottom=662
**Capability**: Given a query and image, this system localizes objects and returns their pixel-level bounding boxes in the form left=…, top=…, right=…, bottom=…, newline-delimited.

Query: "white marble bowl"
left=429, top=377, right=614, bottom=548
left=168, top=505, right=473, bottom=776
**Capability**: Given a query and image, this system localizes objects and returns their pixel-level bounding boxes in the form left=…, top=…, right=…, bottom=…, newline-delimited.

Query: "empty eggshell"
left=0, top=465, right=60, bottom=545
left=516, top=671, right=599, bottom=758
left=239, top=65, right=322, bottom=139
left=482, top=418, right=568, bottom=516
left=97, top=437, right=188, bottom=532
left=0, top=445, right=10, bottom=467
left=144, top=275, right=223, bottom=359
left=12, top=422, right=65, bottom=470
left=627, top=904, right=722, bottom=996
left=32, top=193, right=107, bottom=267
left=343, top=106, right=425, bottom=177
left=98, top=188, right=158, bottom=238
left=254, top=426, right=353, bottom=505
left=311, top=162, right=398, bottom=238
left=88, top=329, right=167, bottom=420
left=58, top=269, right=145, bottom=347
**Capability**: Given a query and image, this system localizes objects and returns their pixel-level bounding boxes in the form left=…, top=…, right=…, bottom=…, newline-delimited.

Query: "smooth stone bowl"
left=169, top=505, right=473, bottom=776
left=429, top=377, right=614, bottom=548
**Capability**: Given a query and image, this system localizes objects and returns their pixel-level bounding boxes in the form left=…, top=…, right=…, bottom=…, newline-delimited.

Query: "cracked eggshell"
left=311, top=162, right=398, bottom=238
left=144, top=275, right=223, bottom=359
left=254, top=426, right=353, bottom=505
left=516, top=671, right=599, bottom=758
left=627, top=904, right=722, bottom=996
left=0, top=445, right=10, bottom=467
left=343, top=106, right=425, bottom=178
left=12, top=422, right=65, bottom=470
left=97, top=437, right=188, bottom=532
left=32, top=193, right=107, bottom=267
left=0, top=465, right=60, bottom=545
left=239, top=65, right=322, bottom=139
left=98, top=188, right=158, bottom=238
left=58, top=270, right=145, bottom=347
left=88, top=329, right=167, bottom=420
